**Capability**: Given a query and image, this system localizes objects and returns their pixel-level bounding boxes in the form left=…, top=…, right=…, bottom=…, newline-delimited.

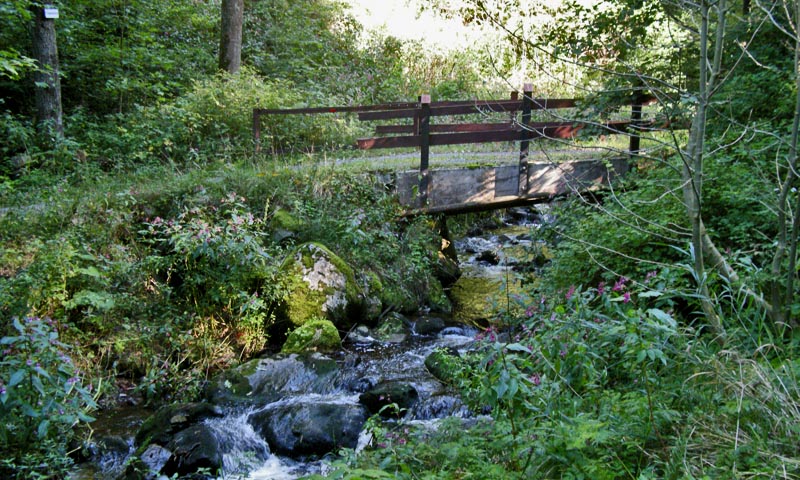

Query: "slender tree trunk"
left=219, top=0, right=244, bottom=74
left=31, top=5, right=63, bottom=139
left=680, top=0, right=727, bottom=338
left=780, top=0, right=800, bottom=327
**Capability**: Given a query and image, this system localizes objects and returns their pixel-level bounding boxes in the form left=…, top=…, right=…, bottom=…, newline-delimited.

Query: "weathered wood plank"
left=395, top=158, right=629, bottom=212
left=358, top=121, right=632, bottom=150
left=375, top=123, right=516, bottom=134
left=254, top=102, right=419, bottom=116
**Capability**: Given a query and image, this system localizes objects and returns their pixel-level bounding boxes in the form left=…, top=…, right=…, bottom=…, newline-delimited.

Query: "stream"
left=72, top=206, right=546, bottom=480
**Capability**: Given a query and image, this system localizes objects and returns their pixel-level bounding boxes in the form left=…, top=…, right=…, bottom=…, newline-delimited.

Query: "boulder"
left=281, top=318, right=341, bottom=353
left=205, top=353, right=340, bottom=406
left=359, top=381, right=419, bottom=418
left=476, top=249, right=501, bottom=265
left=413, top=316, right=447, bottom=335
left=134, top=402, right=222, bottom=447
left=278, top=243, right=379, bottom=331
left=448, top=274, right=523, bottom=326
left=345, top=325, right=376, bottom=345
left=373, top=312, right=409, bottom=343
left=248, top=402, right=368, bottom=458
left=424, top=347, right=464, bottom=385
left=122, top=444, right=171, bottom=480
left=162, top=424, right=222, bottom=478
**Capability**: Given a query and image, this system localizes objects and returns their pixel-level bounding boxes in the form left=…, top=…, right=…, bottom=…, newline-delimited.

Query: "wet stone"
left=359, top=381, right=419, bottom=418
left=414, top=316, right=447, bottom=335
left=249, top=402, right=368, bottom=458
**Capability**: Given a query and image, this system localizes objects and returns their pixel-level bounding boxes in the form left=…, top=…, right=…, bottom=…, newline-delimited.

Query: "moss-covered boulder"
left=448, top=275, right=523, bottom=326
left=424, top=347, right=465, bottom=385
left=282, top=318, right=341, bottom=353
left=271, top=209, right=302, bottom=231
left=271, top=209, right=302, bottom=244
left=278, top=243, right=379, bottom=330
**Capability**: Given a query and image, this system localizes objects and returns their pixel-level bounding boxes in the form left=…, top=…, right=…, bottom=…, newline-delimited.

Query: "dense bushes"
left=328, top=273, right=800, bottom=479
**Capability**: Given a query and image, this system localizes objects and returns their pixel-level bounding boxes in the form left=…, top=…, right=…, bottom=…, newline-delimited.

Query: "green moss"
left=449, top=275, right=521, bottom=326
left=375, top=312, right=407, bottom=336
left=279, top=243, right=363, bottom=328
left=282, top=318, right=341, bottom=353
left=365, top=271, right=384, bottom=295
left=424, top=348, right=465, bottom=385
left=271, top=209, right=302, bottom=231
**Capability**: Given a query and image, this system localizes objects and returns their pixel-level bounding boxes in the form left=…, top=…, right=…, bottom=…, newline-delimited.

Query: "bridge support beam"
left=418, top=95, right=431, bottom=207
left=518, top=83, right=533, bottom=196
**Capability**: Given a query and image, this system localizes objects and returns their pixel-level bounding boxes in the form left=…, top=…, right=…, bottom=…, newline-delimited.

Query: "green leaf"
left=8, top=369, right=25, bottom=387
left=32, top=375, right=45, bottom=396
left=63, top=290, right=116, bottom=311
left=505, top=343, right=532, bottom=354
left=37, top=419, right=50, bottom=438
left=647, top=308, right=676, bottom=327
left=638, top=290, right=662, bottom=298
left=0, top=336, right=20, bottom=345
left=76, top=266, right=102, bottom=278
left=636, top=350, right=647, bottom=363
left=77, top=412, right=96, bottom=423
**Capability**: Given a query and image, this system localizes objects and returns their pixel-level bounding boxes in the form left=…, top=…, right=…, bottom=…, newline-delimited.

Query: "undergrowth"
left=315, top=271, right=800, bottom=479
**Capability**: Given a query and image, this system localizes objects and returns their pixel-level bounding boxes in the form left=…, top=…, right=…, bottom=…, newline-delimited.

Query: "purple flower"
left=531, top=373, right=541, bottom=386
left=613, top=276, right=627, bottom=292
left=623, top=292, right=631, bottom=303
left=597, top=282, right=606, bottom=295
left=565, top=285, right=575, bottom=300
left=559, top=348, right=567, bottom=358
left=0, top=386, right=6, bottom=395
left=525, top=306, right=535, bottom=317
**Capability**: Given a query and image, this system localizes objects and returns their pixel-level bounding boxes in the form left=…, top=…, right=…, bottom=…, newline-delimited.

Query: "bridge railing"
left=253, top=85, right=654, bottom=207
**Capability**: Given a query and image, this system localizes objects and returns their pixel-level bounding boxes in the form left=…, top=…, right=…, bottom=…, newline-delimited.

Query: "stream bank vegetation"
left=2, top=0, right=800, bottom=478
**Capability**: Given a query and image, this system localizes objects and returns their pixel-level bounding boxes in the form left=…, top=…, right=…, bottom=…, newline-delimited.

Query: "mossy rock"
left=375, top=312, right=408, bottom=336
left=278, top=242, right=376, bottom=330
left=282, top=318, right=341, bottom=353
left=134, top=402, right=223, bottom=447
left=271, top=209, right=302, bottom=231
left=424, top=347, right=465, bottom=385
left=448, top=275, right=523, bottom=326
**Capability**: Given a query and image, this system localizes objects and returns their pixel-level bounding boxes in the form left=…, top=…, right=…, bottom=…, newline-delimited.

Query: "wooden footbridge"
left=254, top=85, right=653, bottom=215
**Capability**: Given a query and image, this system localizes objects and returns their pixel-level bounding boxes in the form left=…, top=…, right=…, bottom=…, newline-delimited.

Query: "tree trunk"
left=680, top=0, right=727, bottom=339
left=219, top=0, right=244, bottom=74
left=31, top=5, right=63, bottom=139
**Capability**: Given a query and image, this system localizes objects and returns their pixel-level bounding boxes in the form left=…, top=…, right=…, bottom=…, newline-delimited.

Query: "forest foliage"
left=2, top=0, right=800, bottom=478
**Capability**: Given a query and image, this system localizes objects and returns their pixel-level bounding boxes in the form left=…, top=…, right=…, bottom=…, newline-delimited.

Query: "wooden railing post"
left=253, top=109, right=262, bottom=154
left=519, top=83, right=533, bottom=195
left=418, top=94, right=431, bottom=207
left=629, top=96, right=642, bottom=158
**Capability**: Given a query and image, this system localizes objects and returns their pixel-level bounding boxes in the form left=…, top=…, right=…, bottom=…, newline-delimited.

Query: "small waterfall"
left=205, top=410, right=271, bottom=476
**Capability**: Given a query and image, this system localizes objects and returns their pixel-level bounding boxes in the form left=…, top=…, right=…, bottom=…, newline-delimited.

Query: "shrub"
left=0, top=316, right=97, bottom=478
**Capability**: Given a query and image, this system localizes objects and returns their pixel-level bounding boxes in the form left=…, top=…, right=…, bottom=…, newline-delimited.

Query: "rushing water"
left=74, top=207, right=545, bottom=480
